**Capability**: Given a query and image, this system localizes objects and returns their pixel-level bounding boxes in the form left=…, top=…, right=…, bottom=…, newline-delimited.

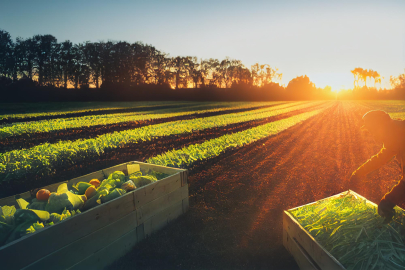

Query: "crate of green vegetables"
left=283, top=190, right=405, bottom=270
left=0, top=161, right=189, bottom=270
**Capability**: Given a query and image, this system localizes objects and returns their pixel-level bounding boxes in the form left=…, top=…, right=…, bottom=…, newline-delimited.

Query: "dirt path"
left=108, top=101, right=403, bottom=270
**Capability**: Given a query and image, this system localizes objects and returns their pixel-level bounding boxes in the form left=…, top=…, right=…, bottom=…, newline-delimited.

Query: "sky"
left=1, top=0, right=405, bottom=90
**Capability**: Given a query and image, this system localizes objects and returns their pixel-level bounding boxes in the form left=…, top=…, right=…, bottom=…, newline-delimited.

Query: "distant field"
left=0, top=100, right=403, bottom=270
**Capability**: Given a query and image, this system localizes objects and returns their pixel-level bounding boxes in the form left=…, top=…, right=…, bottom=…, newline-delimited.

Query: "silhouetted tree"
left=0, top=29, right=14, bottom=78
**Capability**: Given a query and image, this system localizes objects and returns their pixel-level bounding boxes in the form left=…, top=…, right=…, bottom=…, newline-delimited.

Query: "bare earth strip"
left=107, top=101, right=402, bottom=270
left=0, top=102, right=327, bottom=198
left=0, top=103, right=283, bottom=152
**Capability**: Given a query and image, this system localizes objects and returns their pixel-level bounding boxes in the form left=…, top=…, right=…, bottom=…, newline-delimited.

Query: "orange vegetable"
left=36, top=189, right=51, bottom=201
left=89, top=179, right=100, bottom=188
left=85, top=186, right=97, bottom=199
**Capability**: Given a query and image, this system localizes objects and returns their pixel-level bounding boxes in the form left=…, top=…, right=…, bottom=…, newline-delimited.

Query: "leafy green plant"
left=289, top=191, right=405, bottom=269
left=147, top=109, right=325, bottom=168
left=0, top=101, right=327, bottom=183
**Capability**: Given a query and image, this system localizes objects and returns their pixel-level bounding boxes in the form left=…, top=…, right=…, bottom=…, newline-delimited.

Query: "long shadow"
left=107, top=101, right=402, bottom=270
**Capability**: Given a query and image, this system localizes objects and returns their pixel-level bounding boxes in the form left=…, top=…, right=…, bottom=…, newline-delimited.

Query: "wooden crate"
left=283, top=190, right=397, bottom=270
left=0, top=161, right=189, bottom=270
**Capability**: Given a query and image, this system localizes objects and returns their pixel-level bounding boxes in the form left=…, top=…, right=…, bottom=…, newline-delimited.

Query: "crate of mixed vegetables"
left=283, top=190, right=405, bottom=270
left=0, top=161, right=188, bottom=270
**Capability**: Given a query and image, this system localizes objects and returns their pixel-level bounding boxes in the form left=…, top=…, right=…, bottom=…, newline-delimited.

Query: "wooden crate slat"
left=22, top=210, right=138, bottom=270
left=283, top=212, right=346, bottom=270
left=180, top=170, right=188, bottom=186
left=283, top=228, right=320, bottom=270
left=130, top=161, right=185, bottom=175
left=133, top=173, right=182, bottom=208
left=143, top=199, right=184, bottom=238
left=0, top=190, right=136, bottom=270
left=136, top=185, right=188, bottom=225
left=0, top=195, right=18, bottom=207
left=67, top=225, right=140, bottom=270
left=41, top=181, right=69, bottom=193
left=101, top=163, right=128, bottom=177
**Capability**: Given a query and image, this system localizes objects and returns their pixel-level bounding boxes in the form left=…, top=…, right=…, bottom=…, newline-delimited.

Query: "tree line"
left=0, top=29, right=284, bottom=90
left=0, top=29, right=403, bottom=101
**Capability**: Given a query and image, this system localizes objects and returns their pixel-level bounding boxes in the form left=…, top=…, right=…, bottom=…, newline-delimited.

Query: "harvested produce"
left=0, top=168, right=171, bottom=247
left=289, top=191, right=405, bottom=270
left=73, top=182, right=92, bottom=195
left=89, top=179, right=100, bottom=188
left=85, top=186, right=97, bottom=199
left=36, top=189, right=50, bottom=201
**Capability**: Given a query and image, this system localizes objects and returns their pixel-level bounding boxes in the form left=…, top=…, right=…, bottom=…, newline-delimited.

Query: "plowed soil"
left=0, top=103, right=327, bottom=198
left=0, top=103, right=284, bottom=152
left=107, top=101, right=403, bottom=270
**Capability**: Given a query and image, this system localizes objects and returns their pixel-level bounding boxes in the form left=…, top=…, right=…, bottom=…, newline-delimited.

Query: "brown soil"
left=107, top=101, right=403, bottom=270
left=0, top=103, right=327, bottom=198
left=0, top=104, right=284, bottom=152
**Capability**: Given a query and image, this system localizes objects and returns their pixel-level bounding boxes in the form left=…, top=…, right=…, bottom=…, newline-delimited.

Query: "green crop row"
left=0, top=101, right=190, bottom=121
left=359, top=100, right=405, bottom=120
left=0, top=102, right=277, bottom=139
left=359, top=100, right=405, bottom=113
left=0, top=101, right=328, bottom=182
left=147, top=108, right=325, bottom=167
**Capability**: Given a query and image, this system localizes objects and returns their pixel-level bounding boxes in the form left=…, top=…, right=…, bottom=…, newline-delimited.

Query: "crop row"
left=0, top=101, right=326, bottom=197
left=0, top=101, right=328, bottom=182
left=360, top=100, right=405, bottom=120
left=0, top=102, right=277, bottom=139
left=0, top=101, right=189, bottom=122
left=147, top=108, right=325, bottom=168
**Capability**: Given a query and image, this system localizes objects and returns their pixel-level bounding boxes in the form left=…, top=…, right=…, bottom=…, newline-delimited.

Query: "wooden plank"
left=283, top=211, right=346, bottom=270
left=127, top=163, right=140, bottom=175
left=136, top=185, right=188, bottom=225
left=283, top=228, right=320, bottom=270
left=0, top=195, right=18, bottom=207
left=0, top=190, right=136, bottom=270
left=130, top=161, right=185, bottom=175
left=23, top=210, right=138, bottom=270
left=41, top=181, right=69, bottom=193
left=180, top=170, right=188, bottom=187
left=133, top=173, right=182, bottom=208
left=144, top=199, right=184, bottom=238
left=67, top=225, right=141, bottom=270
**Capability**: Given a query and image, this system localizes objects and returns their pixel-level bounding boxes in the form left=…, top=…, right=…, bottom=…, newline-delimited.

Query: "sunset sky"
left=1, top=0, right=404, bottom=90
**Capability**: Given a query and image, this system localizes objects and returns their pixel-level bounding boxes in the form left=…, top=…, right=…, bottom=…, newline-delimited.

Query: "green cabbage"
left=107, top=171, right=126, bottom=187
left=45, top=183, right=84, bottom=214
left=0, top=205, right=16, bottom=226
left=101, top=188, right=126, bottom=203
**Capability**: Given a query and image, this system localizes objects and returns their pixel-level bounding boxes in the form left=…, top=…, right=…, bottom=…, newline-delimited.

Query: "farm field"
left=1, top=100, right=404, bottom=269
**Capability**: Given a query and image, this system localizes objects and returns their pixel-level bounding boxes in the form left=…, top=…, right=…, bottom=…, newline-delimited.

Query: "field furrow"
left=0, top=102, right=283, bottom=152
left=0, top=101, right=193, bottom=124
left=106, top=101, right=402, bottom=270
left=0, top=102, right=329, bottom=197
